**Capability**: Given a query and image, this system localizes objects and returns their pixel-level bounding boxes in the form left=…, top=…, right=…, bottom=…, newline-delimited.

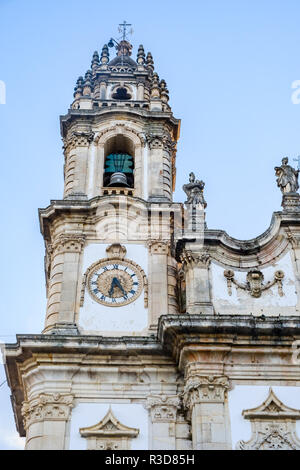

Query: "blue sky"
left=0, top=0, right=300, bottom=449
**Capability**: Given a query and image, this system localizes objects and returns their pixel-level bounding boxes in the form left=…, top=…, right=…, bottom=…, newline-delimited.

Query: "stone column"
left=180, top=249, right=213, bottom=315
left=183, top=370, right=231, bottom=450
left=148, top=241, right=169, bottom=328
left=286, top=231, right=300, bottom=313
left=146, top=395, right=181, bottom=450
left=44, top=234, right=85, bottom=334
left=22, top=393, right=74, bottom=450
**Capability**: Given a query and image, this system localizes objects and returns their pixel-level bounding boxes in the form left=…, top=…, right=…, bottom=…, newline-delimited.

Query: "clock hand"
left=108, top=277, right=127, bottom=297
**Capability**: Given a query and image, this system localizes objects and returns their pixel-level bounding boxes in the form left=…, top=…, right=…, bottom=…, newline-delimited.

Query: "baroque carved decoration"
left=21, top=393, right=74, bottom=430
left=145, top=133, right=176, bottom=152
left=224, top=269, right=284, bottom=298
left=94, top=124, right=146, bottom=147
left=183, top=375, right=230, bottom=411
left=183, top=172, right=207, bottom=209
left=275, top=157, right=299, bottom=194
left=106, top=243, right=127, bottom=260
left=80, top=407, right=139, bottom=450
left=148, top=240, right=169, bottom=255
left=237, top=388, right=300, bottom=450
left=63, top=130, right=95, bottom=153
left=146, top=395, right=181, bottom=422
left=51, top=234, right=86, bottom=255
left=180, top=250, right=211, bottom=269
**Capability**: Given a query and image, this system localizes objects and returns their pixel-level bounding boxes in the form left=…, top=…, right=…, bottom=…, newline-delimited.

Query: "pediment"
left=242, top=388, right=300, bottom=420
left=79, top=407, right=139, bottom=438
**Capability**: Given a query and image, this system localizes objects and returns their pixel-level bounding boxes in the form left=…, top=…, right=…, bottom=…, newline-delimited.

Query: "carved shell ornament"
left=224, top=269, right=284, bottom=298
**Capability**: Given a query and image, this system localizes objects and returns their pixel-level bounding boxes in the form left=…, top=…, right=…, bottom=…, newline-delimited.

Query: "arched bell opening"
left=103, top=135, right=135, bottom=188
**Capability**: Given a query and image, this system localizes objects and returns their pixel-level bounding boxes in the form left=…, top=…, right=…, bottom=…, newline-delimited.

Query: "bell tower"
left=40, top=27, right=181, bottom=337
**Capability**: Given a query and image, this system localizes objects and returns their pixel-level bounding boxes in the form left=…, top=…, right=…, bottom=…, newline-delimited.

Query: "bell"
left=108, top=172, right=129, bottom=187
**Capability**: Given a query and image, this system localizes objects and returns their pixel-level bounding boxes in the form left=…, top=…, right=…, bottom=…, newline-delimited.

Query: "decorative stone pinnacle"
left=91, top=50, right=100, bottom=69
left=137, top=44, right=145, bottom=65
left=146, top=52, right=154, bottom=72
left=160, top=79, right=169, bottom=104
left=100, top=44, right=109, bottom=64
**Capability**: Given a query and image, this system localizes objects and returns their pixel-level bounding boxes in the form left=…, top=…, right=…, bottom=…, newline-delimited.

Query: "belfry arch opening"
left=103, top=135, right=135, bottom=188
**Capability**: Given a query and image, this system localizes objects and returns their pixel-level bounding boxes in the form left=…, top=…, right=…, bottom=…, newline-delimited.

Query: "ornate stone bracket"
left=237, top=388, right=300, bottom=450
left=146, top=395, right=181, bottom=422
left=79, top=407, right=139, bottom=450
left=224, top=269, right=284, bottom=298
left=21, top=393, right=74, bottom=430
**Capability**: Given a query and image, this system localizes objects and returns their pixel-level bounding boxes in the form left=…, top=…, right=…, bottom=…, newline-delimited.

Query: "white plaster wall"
left=69, top=402, right=148, bottom=450
left=211, top=252, right=297, bottom=315
left=228, top=385, right=300, bottom=450
left=79, top=243, right=148, bottom=334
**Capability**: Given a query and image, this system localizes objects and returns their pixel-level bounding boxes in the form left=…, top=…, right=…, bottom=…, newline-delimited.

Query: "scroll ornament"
left=224, top=269, right=284, bottom=298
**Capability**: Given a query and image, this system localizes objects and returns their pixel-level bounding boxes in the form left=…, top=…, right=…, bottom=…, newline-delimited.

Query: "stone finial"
left=160, top=79, right=169, bottom=104
left=83, top=70, right=93, bottom=96
left=275, top=157, right=299, bottom=194
left=100, top=44, right=109, bottom=64
left=73, top=76, right=84, bottom=98
left=91, top=50, right=100, bottom=70
left=137, top=44, right=145, bottom=65
left=151, top=72, right=160, bottom=99
left=146, top=52, right=154, bottom=73
left=183, top=172, right=207, bottom=209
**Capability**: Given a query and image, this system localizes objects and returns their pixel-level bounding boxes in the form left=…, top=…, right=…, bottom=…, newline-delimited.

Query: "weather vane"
left=118, top=20, right=133, bottom=42
left=108, top=21, right=133, bottom=49
left=293, top=155, right=300, bottom=170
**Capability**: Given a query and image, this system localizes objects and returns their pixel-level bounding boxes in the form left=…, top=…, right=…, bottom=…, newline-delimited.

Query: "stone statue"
left=183, top=172, right=207, bottom=208
left=275, top=157, right=299, bottom=194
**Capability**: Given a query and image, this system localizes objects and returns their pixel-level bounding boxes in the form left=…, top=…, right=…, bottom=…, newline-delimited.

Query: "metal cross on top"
left=118, top=21, right=133, bottom=41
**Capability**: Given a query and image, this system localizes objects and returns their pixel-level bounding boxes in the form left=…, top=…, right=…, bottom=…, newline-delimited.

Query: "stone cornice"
left=176, top=211, right=300, bottom=268
left=60, top=108, right=180, bottom=140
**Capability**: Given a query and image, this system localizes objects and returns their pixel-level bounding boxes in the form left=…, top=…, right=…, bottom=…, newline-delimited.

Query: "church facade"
left=4, top=33, right=300, bottom=450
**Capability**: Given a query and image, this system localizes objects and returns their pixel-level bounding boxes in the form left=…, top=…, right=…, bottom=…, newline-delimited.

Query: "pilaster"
left=63, top=131, right=94, bottom=198
left=44, top=234, right=85, bottom=334
left=148, top=241, right=169, bottom=328
left=183, top=368, right=231, bottom=450
left=22, top=393, right=74, bottom=450
left=146, top=395, right=181, bottom=450
left=180, top=249, right=213, bottom=314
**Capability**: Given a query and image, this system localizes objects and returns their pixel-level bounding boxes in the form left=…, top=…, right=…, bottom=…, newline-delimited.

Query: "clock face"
left=86, top=259, right=143, bottom=307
